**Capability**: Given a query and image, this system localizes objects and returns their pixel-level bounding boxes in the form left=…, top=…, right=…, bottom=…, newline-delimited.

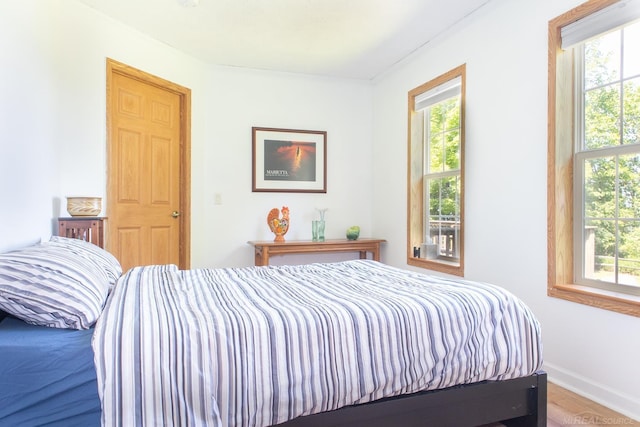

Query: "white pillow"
left=0, top=243, right=112, bottom=329
left=46, top=236, right=122, bottom=286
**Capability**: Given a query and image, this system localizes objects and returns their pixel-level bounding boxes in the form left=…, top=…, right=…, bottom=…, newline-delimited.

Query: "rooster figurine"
left=267, top=206, right=290, bottom=242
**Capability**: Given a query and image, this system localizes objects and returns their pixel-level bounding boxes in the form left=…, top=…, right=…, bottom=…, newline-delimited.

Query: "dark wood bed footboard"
left=277, top=371, right=547, bottom=427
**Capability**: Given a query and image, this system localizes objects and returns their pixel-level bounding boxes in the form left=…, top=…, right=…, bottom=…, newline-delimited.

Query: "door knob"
left=171, top=211, right=180, bottom=218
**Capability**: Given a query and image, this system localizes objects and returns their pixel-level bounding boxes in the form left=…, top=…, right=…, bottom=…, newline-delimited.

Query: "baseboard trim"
left=545, top=362, right=640, bottom=422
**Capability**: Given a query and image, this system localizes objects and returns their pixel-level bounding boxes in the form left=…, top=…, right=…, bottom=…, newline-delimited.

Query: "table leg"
left=372, top=245, right=381, bottom=261
left=254, top=247, right=270, bottom=266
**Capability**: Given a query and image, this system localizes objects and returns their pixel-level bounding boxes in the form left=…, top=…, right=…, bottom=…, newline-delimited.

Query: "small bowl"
left=346, top=226, right=360, bottom=240
left=66, top=197, right=102, bottom=217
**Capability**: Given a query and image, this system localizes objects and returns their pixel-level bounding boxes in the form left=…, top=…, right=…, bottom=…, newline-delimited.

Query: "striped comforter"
left=93, top=260, right=542, bottom=427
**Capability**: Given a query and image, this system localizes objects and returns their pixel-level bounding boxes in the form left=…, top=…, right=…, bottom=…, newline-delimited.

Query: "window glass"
left=577, top=21, right=640, bottom=293
left=623, top=21, right=640, bottom=77
left=408, top=65, right=465, bottom=275
left=623, top=77, right=640, bottom=144
left=427, top=175, right=460, bottom=259
left=585, top=30, right=620, bottom=88
left=584, top=85, right=620, bottom=149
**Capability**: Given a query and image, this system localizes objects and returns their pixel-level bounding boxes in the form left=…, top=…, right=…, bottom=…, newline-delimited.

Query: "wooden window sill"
left=407, top=256, right=463, bottom=277
left=548, top=283, right=640, bottom=317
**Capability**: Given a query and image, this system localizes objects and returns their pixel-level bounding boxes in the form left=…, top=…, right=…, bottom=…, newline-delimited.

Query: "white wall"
left=0, top=3, right=60, bottom=250
left=0, top=0, right=211, bottom=251
left=196, top=65, right=373, bottom=267
left=0, top=1, right=374, bottom=268
left=372, top=0, right=640, bottom=419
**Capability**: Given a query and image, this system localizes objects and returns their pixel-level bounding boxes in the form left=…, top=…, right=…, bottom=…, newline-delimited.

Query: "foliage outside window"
left=548, top=0, right=640, bottom=316
left=408, top=65, right=465, bottom=276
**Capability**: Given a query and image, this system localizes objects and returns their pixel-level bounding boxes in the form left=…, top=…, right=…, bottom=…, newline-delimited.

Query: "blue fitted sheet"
left=0, top=317, right=100, bottom=427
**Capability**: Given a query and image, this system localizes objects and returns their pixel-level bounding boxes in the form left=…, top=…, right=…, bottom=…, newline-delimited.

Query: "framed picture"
left=252, top=127, right=327, bottom=193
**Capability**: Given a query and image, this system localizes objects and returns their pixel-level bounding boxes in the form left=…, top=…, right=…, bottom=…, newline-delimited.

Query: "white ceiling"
left=77, top=0, right=490, bottom=80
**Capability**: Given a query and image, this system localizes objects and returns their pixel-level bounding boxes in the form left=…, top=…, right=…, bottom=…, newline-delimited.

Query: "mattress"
left=94, top=259, right=543, bottom=427
left=0, top=317, right=100, bottom=427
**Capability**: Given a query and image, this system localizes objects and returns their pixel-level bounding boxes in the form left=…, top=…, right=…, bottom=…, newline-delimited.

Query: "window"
left=408, top=65, right=465, bottom=276
left=549, top=0, right=640, bottom=316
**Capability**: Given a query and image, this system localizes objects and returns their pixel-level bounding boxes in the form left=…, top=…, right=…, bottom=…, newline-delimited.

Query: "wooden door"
left=106, top=59, right=190, bottom=273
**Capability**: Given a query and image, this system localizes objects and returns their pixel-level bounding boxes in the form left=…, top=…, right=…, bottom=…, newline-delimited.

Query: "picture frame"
left=252, top=127, right=327, bottom=193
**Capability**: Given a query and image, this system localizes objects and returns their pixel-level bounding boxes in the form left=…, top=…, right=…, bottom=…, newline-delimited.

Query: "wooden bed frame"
left=279, top=371, right=547, bottom=427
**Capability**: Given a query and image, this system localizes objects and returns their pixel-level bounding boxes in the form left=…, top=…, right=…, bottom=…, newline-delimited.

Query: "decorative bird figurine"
left=267, top=206, right=290, bottom=242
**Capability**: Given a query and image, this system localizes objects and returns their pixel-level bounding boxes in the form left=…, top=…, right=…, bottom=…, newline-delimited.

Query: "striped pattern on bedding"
left=0, top=243, right=111, bottom=329
left=93, top=260, right=543, bottom=427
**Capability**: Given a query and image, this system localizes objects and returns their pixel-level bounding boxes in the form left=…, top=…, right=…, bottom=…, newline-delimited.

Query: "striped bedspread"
left=93, top=260, right=542, bottom=427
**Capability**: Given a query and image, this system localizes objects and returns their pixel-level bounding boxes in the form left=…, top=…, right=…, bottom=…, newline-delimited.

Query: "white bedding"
left=93, top=260, right=542, bottom=427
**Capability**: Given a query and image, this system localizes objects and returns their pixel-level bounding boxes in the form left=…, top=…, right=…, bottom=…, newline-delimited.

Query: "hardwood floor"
left=481, top=381, right=637, bottom=427
left=547, top=382, right=639, bottom=426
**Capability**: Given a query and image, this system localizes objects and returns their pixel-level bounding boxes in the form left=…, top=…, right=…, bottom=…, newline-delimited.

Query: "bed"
left=0, top=238, right=545, bottom=427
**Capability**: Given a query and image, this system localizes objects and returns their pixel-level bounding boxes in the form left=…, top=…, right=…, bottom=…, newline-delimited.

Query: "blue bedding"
left=0, top=317, right=100, bottom=427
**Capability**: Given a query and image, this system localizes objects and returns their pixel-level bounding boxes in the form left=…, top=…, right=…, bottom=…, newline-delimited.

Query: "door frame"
left=105, top=58, right=191, bottom=269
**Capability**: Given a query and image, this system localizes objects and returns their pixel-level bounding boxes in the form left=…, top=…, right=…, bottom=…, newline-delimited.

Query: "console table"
left=248, top=238, right=386, bottom=266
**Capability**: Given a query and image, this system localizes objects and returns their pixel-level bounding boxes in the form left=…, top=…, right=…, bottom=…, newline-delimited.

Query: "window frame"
left=548, top=0, right=640, bottom=317
left=407, top=64, right=465, bottom=276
